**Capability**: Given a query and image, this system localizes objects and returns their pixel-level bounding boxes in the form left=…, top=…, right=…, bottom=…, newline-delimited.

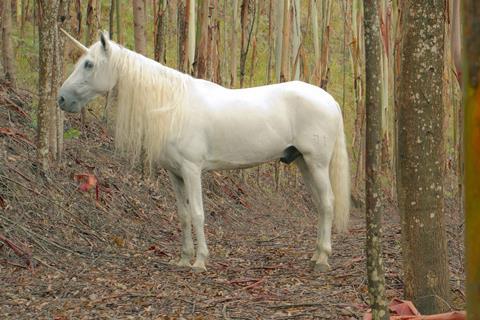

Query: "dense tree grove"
left=0, top=0, right=476, bottom=317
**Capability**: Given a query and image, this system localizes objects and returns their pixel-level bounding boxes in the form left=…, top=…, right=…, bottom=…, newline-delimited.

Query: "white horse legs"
left=170, top=167, right=209, bottom=271
left=297, top=157, right=334, bottom=272
left=181, top=164, right=209, bottom=272
left=169, top=172, right=194, bottom=267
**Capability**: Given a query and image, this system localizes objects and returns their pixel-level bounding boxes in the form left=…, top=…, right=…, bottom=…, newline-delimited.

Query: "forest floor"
left=0, top=84, right=465, bottom=319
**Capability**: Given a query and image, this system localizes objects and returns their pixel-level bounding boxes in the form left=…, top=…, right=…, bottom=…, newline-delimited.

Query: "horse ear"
left=99, top=31, right=111, bottom=56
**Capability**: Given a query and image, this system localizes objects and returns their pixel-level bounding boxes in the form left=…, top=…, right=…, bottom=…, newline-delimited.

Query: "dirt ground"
left=0, top=85, right=465, bottom=319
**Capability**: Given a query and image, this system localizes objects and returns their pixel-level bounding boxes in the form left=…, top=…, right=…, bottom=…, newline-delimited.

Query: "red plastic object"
left=363, top=299, right=466, bottom=320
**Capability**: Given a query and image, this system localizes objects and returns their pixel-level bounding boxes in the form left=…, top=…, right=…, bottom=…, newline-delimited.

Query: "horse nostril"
left=58, top=96, right=65, bottom=106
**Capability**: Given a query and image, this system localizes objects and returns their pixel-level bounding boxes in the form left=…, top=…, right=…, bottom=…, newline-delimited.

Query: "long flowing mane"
left=110, top=46, right=190, bottom=168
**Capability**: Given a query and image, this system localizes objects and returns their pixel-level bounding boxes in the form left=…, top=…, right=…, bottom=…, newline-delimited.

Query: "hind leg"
left=169, top=172, right=194, bottom=267
left=297, top=156, right=334, bottom=272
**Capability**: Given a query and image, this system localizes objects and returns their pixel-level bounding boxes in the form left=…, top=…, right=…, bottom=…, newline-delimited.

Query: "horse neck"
left=112, top=48, right=189, bottom=96
left=112, top=48, right=189, bottom=169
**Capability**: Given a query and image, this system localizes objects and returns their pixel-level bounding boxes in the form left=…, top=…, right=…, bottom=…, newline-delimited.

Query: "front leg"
left=181, top=162, right=209, bottom=272
left=169, top=171, right=194, bottom=267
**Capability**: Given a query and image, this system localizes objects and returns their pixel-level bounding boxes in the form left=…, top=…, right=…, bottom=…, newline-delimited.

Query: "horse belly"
left=204, top=113, right=291, bottom=170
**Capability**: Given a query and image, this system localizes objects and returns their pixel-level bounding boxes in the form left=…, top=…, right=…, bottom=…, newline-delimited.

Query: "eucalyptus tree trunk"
left=186, top=0, right=196, bottom=75
left=230, top=0, right=239, bottom=87
left=208, top=0, right=220, bottom=83
left=364, top=1, right=389, bottom=318
left=133, top=0, right=147, bottom=55
left=239, top=0, right=254, bottom=88
left=378, top=0, right=392, bottom=178
left=85, top=0, right=98, bottom=46
left=108, top=0, right=114, bottom=39
left=37, top=0, right=60, bottom=170
left=463, top=2, right=480, bottom=318
left=115, top=0, right=122, bottom=43
left=451, top=0, right=463, bottom=228
left=273, top=0, right=283, bottom=83
left=291, top=0, right=300, bottom=80
left=279, top=0, right=290, bottom=83
left=248, top=0, right=259, bottom=87
left=348, top=0, right=365, bottom=206
left=53, top=0, right=70, bottom=161
left=154, top=0, right=167, bottom=64
left=310, top=0, right=332, bottom=88
left=196, top=0, right=209, bottom=78
left=83, top=0, right=98, bottom=123
left=1, top=0, right=16, bottom=85
left=177, top=0, right=187, bottom=72
left=396, top=1, right=450, bottom=314
left=265, top=0, right=273, bottom=84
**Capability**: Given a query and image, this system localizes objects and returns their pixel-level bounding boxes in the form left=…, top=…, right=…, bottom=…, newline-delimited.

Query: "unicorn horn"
left=60, top=28, right=88, bottom=53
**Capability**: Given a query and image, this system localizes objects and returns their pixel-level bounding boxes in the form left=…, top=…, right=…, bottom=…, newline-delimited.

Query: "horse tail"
left=330, top=106, right=350, bottom=233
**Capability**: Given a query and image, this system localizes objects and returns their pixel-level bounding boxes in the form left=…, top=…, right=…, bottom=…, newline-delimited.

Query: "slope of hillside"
left=0, top=83, right=464, bottom=319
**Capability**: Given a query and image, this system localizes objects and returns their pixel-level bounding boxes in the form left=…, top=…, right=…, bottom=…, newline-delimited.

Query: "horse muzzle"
left=57, top=92, right=82, bottom=113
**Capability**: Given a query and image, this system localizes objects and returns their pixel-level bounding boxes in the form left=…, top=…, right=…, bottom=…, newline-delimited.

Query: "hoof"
left=314, top=262, right=331, bottom=273
left=170, top=259, right=191, bottom=268
left=192, top=261, right=207, bottom=273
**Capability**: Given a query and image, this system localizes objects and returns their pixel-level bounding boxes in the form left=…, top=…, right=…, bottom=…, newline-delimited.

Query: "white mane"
left=109, top=46, right=191, bottom=168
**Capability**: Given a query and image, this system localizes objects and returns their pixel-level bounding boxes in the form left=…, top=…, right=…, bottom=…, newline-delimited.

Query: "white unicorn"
left=58, top=31, right=350, bottom=272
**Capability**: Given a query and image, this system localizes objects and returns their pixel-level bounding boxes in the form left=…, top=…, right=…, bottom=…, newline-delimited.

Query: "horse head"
left=58, top=30, right=117, bottom=113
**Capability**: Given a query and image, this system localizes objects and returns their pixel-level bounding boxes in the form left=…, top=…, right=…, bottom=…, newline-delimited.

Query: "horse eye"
left=84, top=60, right=94, bottom=69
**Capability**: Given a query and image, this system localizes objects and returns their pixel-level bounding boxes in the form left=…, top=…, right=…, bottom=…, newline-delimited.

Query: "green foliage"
left=63, top=128, right=81, bottom=140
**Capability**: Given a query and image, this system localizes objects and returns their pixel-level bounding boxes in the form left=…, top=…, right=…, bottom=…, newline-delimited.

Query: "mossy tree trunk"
left=395, top=1, right=450, bottom=314
left=463, top=0, right=480, bottom=317
left=364, top=1, right=389, bottom=319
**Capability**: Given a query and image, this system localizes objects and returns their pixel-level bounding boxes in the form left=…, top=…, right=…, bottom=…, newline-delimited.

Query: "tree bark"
left=229, top=0, right=238, bottom=87
left=154, top=0, right=167, bottom=63
left=1, top=0, right=16, bottom=85
left=364, top=1, right=390, bottom=318
left=177, top=0, right=187, bottom=72
left=279, top=0, right=289, bottom=83
left=291, top=0, right=300, bottom=80
left=186, top=0, right=196, bottom=74
left=463, top=1, right=480, bottom=317
left=195, top=0, right=209, bottom=78
left=37, top=0, right=60, bottom=170
left=273, top=0, right=283, bottom=83
left=109, top=0, right=114, bottom=39
left=115, top=0, right=122, bottom=43
left=239, top=0, right=254, bottom=88
left=348, top=0, right=366, bottom=206
left=85, top=0, right=98, bottom=46
left=133, top=0, right=147, bottom=55
left=396, top=1, right=450, bottom=314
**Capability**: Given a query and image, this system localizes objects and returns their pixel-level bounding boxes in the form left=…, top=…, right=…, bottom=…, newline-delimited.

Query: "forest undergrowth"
left=0, top=83, right=465, bottom=319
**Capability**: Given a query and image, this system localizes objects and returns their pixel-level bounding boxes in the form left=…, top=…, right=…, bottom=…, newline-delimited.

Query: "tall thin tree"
left=279, top=0, right=290, bottom=83
left=37, top=0, right=60, bottom=170
left=133, top=0, right=147, bottom=55
left=154, top=0, right=167, bottom=63
left=463, top=0, right=480, bottom=317
left=364, top=1, right=389, bottom=318
left=195, top=0, right=209, bottom=78
left=396, top=1, right=450, bottom=313
left=230, top=0, right=239, bottom=87
left=1, top=0, right=16, bottom=85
